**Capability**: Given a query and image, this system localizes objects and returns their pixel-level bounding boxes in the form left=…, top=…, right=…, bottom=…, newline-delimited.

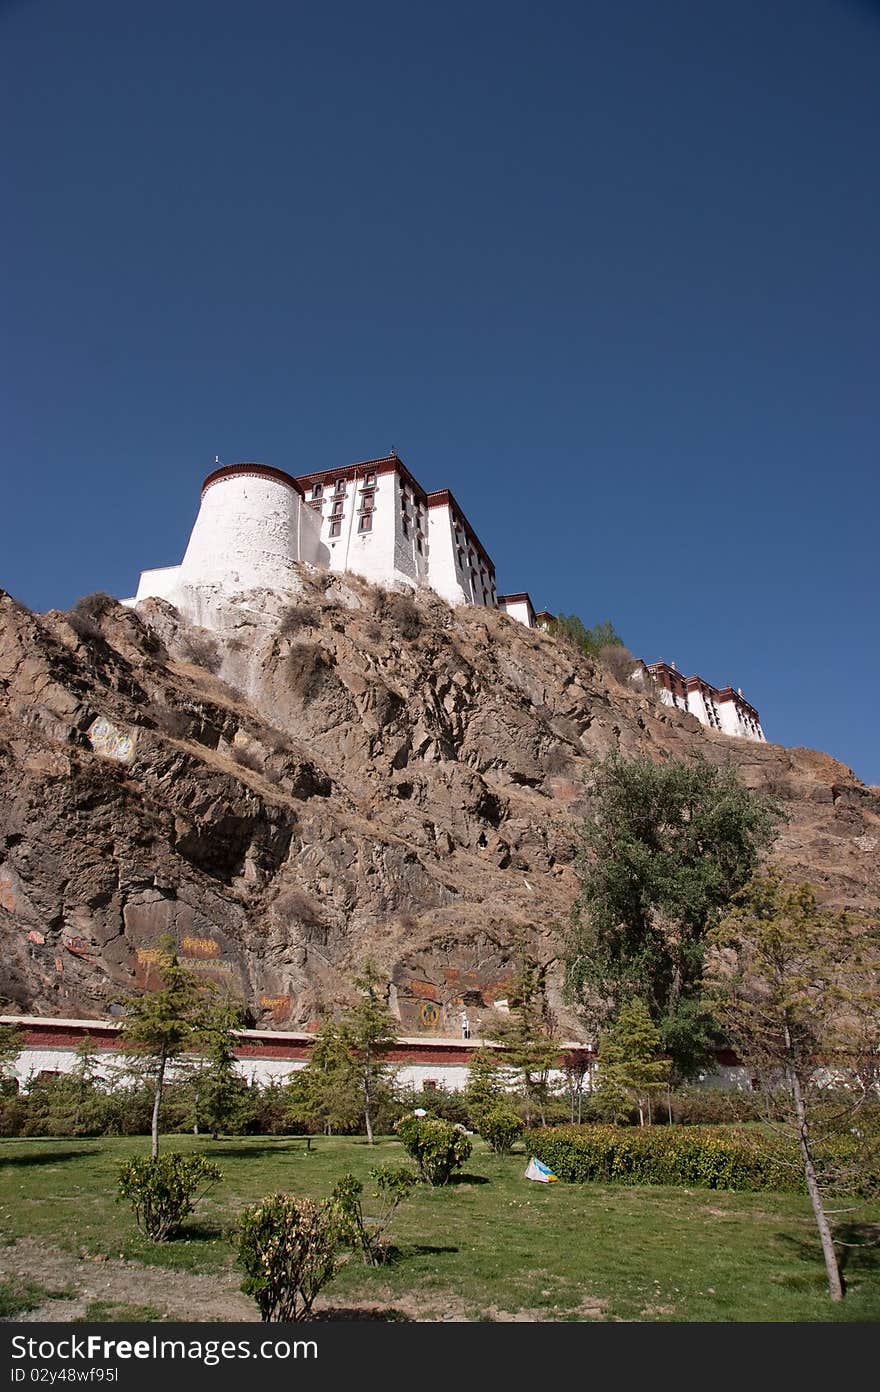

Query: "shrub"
left=66, top=592, right=117, bottom=641
left=331, top=1165, right=417, bottom=1265
left=117, top=1152, right=222, bottom=1241
left=534, top=1124, right=801, bottom=1193
left=278, top=605, right=317, bottom=637
left=285, top=643, right=332, bottom=700
left=408, top=1085, right=470, bottom=1127
left=597, top=644, right=640, bottom=686
left=373, top=590, right=421, bottom=640
left=178, top=630, right=222, bottom=673
left=394, top=1114, right=472, bottom=1185
left=234, top=1193, right=339, bottom=1321
left=477, top=1107, right=524, bottom=1155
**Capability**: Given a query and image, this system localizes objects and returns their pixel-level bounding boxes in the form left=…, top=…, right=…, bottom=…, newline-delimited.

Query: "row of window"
left=310, top=470, right=377, bottom=502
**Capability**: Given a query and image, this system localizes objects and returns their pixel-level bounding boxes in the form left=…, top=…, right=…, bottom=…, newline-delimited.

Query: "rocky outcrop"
left=0, top=572, right=877, bottom=1037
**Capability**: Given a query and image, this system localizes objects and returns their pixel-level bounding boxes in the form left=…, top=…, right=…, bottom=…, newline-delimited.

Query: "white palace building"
left=125, top=454, right=764, bottom=742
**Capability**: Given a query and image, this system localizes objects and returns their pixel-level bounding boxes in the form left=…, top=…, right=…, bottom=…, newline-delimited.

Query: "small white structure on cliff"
left=125, top=453, right=765, bottom=740
left=641, top=660, right=765, bottom=742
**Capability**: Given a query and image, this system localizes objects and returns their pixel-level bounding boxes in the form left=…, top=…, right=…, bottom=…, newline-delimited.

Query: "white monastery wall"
left=499, top=596, right=535, bottom=628
left=9, top=1047, right=750, bottom=1094
left=426, top=501, right=469, bottom=605
left=176, top=470, right=316, bottom=592
left=133, top=566, right=182, bottom=604
left=121, top=455, right=763, bottom=741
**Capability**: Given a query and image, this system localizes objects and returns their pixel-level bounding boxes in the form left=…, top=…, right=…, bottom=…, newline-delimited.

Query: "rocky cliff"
left=0, top=570, right=877, bottom=1037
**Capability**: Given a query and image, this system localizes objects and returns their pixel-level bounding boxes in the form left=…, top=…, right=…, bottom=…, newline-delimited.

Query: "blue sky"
left=2, top=0, right=878, bottom=783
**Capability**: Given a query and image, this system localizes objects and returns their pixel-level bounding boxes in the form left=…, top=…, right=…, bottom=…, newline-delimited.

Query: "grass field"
left=1, top=1134, right=878, bottom=1322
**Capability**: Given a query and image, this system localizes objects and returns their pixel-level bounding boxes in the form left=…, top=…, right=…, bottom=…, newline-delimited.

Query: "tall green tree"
left=121, top=935, right=208, bottom=1157
left=565, top=752, right=780, bottom=1078
left=338, top=961, right=398, bottom=1144
left=463, top=1046, right=511, bottom=1127
left=550, top=615, right=624, bottom=659
left=292, top=1021, right=364, bottom=1135
left=492, top=951, right=560, bottom=1127
left=0, top=1024, right=21, bottom=1093
left=707, top=871, right=880, bottom=1303
left=191, top=999, right=249, bottom=1139
left=596, top=999, right=671, bottom=1126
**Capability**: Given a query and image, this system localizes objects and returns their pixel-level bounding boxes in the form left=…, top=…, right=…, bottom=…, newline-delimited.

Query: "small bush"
left=477, top=1107, right=524, bottom=1155
left=373, top=590, right=421, bottom=640
left=394, top=1114, right=472, bottom=1185
left=407, top=1086, right=470, bottom=1127
left=597, top=644, right=640, bottom=686
left=117, top=1152, right=222, bottom=1241
left=278, top=605, right=317, bottom=637
left=534, top=1124, right=800, bottom=1193
left=178, top=630, right=222, bottom=673
left=331, top=1165, right=417, bottom=1265
left=285, top=643, right=332, bottom=700
left=234, top=1193, right=339, bottom=1321
left=66, top=592, right=117, bottom=641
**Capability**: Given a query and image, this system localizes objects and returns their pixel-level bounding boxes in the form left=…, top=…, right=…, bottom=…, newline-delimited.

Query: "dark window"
left=365, top=471, right=377, bottom=485
left=329, top=518, right=342, bottom=538
left=361, top=490, right=375, bottom=512
left=401, top=516, right=408, bottom=536
left=416, top=536, right=423, bottom=554
left=312, top=484, right=323, bottom=499
left=332, top=499, right=344, bottom=517
left=358, top=513, right=372, bottom=533
left=335, top=479, right=346, bottom=495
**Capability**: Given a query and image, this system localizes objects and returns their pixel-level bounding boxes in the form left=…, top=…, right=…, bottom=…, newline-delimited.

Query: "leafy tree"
left=550, top=615, right=624, bottom=659
left=338, top=961, right=398, bottom=1144
left=120, top=935, right=209, bottom=1157
left=190, top=1000, right=249, bottom=1139
left=331, top=1165, right=417, bottom=1265
left=596, top=999, right=671, bottom=1126
left=565, top=753, right=780, bottom=1079
left=0, top=1025, right=21, bottom=1096
left=491, top=950, right=560, bottom=1127
left=290, top=1021, right=364, bottom=1135
left=463, top=1046, right=511, bottom=1127
left=707, top=871, right=880, bottom=1302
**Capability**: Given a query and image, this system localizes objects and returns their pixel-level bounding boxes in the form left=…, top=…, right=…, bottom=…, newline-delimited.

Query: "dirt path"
left=1, top=1237, right=256, bottom=1322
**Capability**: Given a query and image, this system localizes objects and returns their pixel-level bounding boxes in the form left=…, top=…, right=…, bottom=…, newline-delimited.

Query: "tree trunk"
left=151, top=1049, right=166, bottom=1159
left=788, top=1047, right=843, bottom=1301
left=363, top=1067, right=374, bottom=1145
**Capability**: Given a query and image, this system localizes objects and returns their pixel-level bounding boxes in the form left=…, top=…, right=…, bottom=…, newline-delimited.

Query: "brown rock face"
left=0, top=575, right=877, bottom=1036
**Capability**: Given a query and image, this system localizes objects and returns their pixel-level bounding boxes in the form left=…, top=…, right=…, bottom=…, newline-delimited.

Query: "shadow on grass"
left=447, top=1173, right=490, bottom=1186
left=170, top=1221, right=228, bottom=1243
left=196, top=1143, right=312, bottom=1160
left=408, top=1244, right=459, bottom=1256
left=314, top=1306, right=413, bottom=1321
left=836, top=1223, right=880, bottom=1276
left=0, top=1148, right=103, bottom=1167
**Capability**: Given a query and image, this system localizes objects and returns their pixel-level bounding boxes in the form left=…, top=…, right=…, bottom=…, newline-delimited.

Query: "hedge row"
left=534, top=1124, right=803, bottom=1193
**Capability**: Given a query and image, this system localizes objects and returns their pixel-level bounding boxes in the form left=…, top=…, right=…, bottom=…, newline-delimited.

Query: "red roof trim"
left=426, top=489, right=495, bottom=572
left=294, top=455, right=429, bottom=504
left=202, top=463, right=304, bottom=498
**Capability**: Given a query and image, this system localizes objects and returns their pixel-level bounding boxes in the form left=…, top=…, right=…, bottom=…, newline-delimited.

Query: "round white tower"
left=176, top=463, right=312, bottom=594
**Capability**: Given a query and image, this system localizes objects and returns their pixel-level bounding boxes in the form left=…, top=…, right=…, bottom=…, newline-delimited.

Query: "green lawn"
left=1, top=1134, right=878, bottom=1322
